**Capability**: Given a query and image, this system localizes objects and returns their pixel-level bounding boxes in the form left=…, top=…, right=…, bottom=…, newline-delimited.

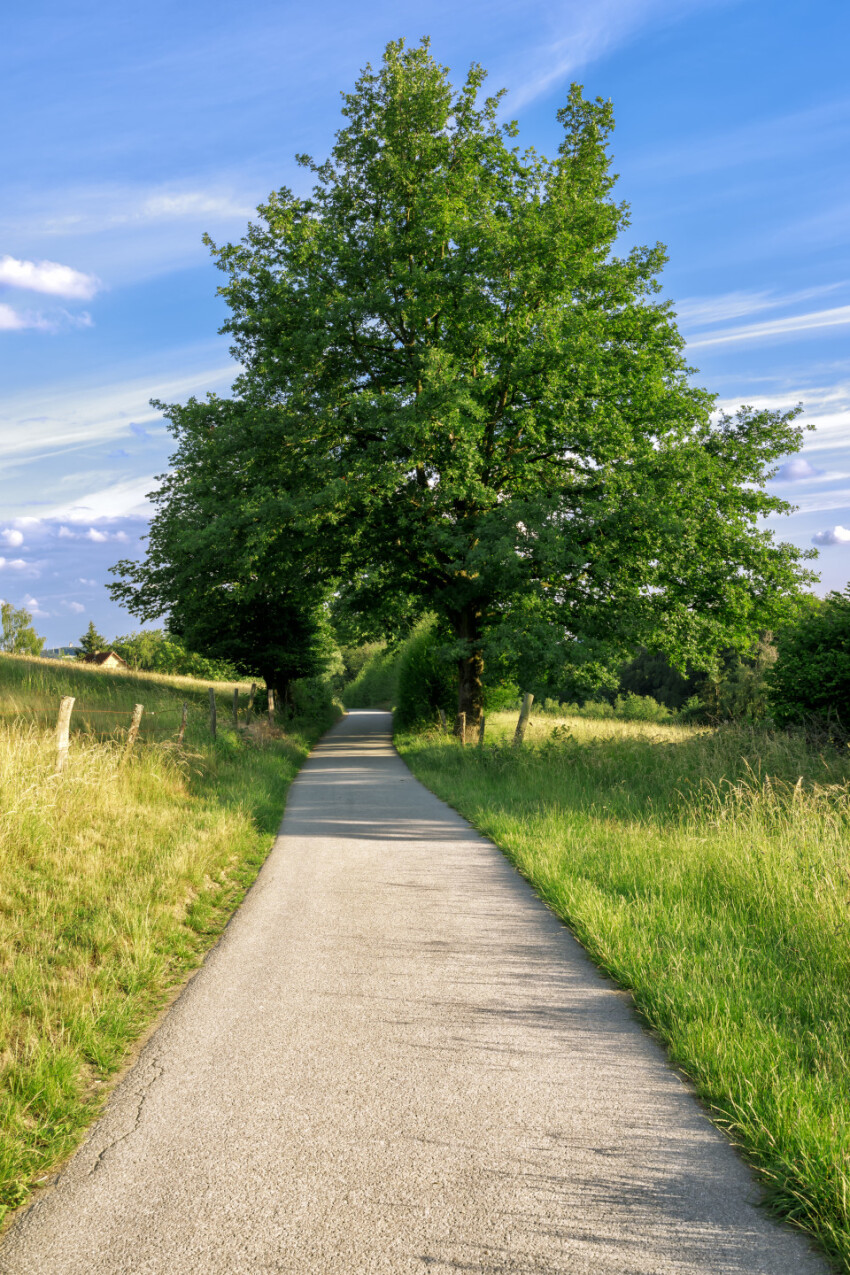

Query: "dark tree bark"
left=454, top=605, right=485, bottom=727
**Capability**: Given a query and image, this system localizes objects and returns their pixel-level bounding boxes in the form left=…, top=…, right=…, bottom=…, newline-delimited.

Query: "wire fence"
left=0, top=683, right=266, bottom=772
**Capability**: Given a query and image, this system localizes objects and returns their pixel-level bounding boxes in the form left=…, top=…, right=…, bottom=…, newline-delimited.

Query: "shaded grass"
left=397, top=712, right=850, bottom=1270
left=0, top=654, right=335, bottom=1224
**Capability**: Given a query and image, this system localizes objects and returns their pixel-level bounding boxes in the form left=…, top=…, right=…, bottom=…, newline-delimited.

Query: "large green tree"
left=116, top=40, right=815, bottom=723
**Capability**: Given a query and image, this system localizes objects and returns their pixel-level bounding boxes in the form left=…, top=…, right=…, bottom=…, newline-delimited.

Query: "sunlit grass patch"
left=397, top=712, right=850, bottom=1269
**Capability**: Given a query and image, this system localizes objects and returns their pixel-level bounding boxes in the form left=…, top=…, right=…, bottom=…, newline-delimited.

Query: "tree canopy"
left=769, top=589, right=850, bottom=730
left=112, top=40, right=814, bottom=720
left=77, top=620, right=108, bottom=657
left=0, top=603, right=44, bottom=657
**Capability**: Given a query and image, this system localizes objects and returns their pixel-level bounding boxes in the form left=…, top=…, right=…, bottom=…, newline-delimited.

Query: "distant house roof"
left=83, top=650, right=128, bottom=668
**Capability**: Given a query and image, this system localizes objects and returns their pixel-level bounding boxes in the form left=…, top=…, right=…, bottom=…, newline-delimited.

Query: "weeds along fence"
left=0, top=681, right=267, bottom=774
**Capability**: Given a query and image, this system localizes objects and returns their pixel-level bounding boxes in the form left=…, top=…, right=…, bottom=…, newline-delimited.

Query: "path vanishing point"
left=0, top=711, right=828, bottom=1273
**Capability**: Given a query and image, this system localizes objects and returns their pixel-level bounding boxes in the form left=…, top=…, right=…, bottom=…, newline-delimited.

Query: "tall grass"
left=397, top=712, right=850, bottom=1269
left=0, top=654, right=335, bottom=1225
left=0, top=651, right=255, bottom=743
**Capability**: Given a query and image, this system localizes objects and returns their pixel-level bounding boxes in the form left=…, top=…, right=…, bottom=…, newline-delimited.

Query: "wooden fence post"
left=232, top=687, right=239, bottom=727
left=478, top=713, right=486, bottom=746
left=513, top=693, right=534, bottom=747
left=437, top=708, right=447, bottom=731
left=267, top=686, right=275, bottom=728
left=247, top=682, right=257, bottom=714
left=55, top=696, right=75, bottom=773
left=209, top=687, right=217, bottom=740
left=177, top=701, right=188, bottom=746
left=455, top=712, right=466, bottom=745
left=123, top=704, right=144, bottom=761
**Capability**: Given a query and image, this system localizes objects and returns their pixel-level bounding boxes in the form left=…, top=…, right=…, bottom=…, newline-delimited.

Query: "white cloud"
left=86, top=528, right=108, bottom=542
left=0, top=303, right=52, bottom=332
left=776, top=458, right=820, bottom=481
left=44, top=477, right=160, bottom=524
left=812, top=526, right=850, bottom=545
left=137, top=191, right=254, bottom=222
left=66, top=601, right=86, bottom=613
left=21, top=594, right=48, bottom=617
left=22, top=185, right=255, bottom=238
left=688, top=304, right=850, bottom=350
left=78, top=577, right=97, bottom=586
left=0, top=303, right=93, bottom=334
left=0, top=529, right=24, bottom=547
left=0, top=557, right=28, bottom=570
left=0, top=255, right=101, bottom=300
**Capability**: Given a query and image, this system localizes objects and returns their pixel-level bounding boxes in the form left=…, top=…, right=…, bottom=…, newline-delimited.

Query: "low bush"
left=394, top=623, right=455, bottom=729
left=112, top=629, right=243, bottom=682
left=770, top=588, right=850, bottom=733
left=341, top=645, right=400, bottom=708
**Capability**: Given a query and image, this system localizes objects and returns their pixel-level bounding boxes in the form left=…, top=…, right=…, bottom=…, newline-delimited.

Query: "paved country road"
left=0, top=711, right=828, bottom=1274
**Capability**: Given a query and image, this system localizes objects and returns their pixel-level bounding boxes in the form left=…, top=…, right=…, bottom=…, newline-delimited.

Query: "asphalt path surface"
left=0, top=711, right=828, bottom=1273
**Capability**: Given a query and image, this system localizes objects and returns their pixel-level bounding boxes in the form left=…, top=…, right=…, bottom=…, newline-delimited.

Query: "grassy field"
left=0, top=653, right=336, bottom=1225
left=397, top=711, right=850, bottom=1270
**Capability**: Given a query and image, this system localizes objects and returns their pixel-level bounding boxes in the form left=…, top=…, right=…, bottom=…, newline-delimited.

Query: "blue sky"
left=1, top=0, right=848, bottom=647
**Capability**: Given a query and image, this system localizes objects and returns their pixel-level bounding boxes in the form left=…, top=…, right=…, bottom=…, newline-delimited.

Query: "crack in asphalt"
left=87, top=1055, right=164, bottom=1177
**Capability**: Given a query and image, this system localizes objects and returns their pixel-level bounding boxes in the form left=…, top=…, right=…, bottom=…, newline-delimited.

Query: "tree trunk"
left=455, top=606, right=484, bottom=728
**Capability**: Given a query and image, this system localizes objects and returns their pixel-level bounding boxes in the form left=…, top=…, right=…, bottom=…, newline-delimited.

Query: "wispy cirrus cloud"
left=687, top=304, right=850, bottom=350
left=675, top=282, right=846, bottom=328
left=502, top=0, right=730, bottom=111
left=12, top=185, right=255, bottom=239
left=0, top=358, right=232, bottom=465
left=0, top=255, right=101, bottom=299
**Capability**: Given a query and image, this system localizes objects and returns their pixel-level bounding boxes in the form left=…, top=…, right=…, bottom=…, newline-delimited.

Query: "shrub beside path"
left=0, top=712, right=828, bottom=1273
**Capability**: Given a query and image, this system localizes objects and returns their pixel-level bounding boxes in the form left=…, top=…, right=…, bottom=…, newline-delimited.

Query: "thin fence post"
left=55, top=696, right=75, bottom=773
left=123, top=703, right=144, bottom=762
left=478, top=713, right=486, bottom=746
left=176, top=701, right=188, bottom=746
left=248, top=682, right=257, bottom=714
left=267, top=686, right=275, bottom=728
left=513, top=693, right=534, bottom=747
left=455, top=712, right=466, bottom=745
left=437, top=708, right=447, bottom=731
left=232, top=687, right=239, bottom=727
left=209, top=687, right=217, bottom=740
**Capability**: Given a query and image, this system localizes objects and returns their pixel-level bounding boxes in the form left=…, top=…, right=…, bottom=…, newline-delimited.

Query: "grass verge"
left=0, top=654, right=336, bottom=1225
left=397, top=712, right=850, bottom=1270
